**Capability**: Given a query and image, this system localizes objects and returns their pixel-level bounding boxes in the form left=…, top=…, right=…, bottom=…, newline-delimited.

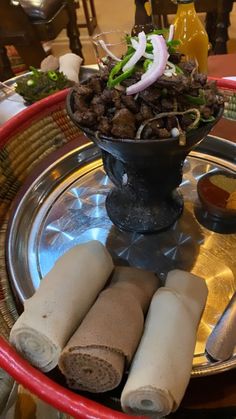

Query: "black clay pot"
left=66, top=88, right=224, bottom=233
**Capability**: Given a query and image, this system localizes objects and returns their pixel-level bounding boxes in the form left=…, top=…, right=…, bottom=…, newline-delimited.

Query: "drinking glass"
left=92, top=30, right=128, bottom=69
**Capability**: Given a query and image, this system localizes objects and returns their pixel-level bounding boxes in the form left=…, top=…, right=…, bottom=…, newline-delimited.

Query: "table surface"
left=1, top=58, right=236, bottom=418
left=208, top=53, right=236, bottom=78
left=208, top=54, right=236, bottom=144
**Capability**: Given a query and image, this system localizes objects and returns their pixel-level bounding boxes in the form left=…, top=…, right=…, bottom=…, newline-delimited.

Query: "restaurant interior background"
left=51, top=0, right=236, bottom=65
left=2, top=0, right=236, bottom=78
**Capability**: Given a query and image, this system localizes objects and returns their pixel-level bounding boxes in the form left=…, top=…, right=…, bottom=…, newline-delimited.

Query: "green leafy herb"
left=15, top=67, right=73, bottom=104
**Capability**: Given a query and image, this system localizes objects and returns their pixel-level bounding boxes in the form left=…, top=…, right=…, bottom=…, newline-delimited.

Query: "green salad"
left=15, top=67, right=73, bottom=104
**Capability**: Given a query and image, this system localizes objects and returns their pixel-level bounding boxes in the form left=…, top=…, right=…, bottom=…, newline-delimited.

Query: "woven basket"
left=0, top=89, right=137, bottom=419
left=0, top=78, right=235, bottom=419
left=222, top=89, right=236, bottom=121
left=210, top=77, right=236, bottom=121
left=0, top=89, right=81, bottom=326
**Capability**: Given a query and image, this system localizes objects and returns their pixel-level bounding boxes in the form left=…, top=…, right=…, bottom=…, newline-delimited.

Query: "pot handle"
left=0, top=337, right=143, bottom=419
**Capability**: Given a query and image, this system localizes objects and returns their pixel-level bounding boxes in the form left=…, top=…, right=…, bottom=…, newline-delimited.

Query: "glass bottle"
left=173, top=0, right=209, bottom=74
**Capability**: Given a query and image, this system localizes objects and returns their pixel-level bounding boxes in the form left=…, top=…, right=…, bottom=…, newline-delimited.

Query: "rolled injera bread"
left=121, top=270, right=208, bottom=417
left=9, top=241, right=114, bottom=372
left=58, top=267, right=159, bottom=393
left=165, top=269, right=209, bottom=320
left=110, top=266, right=160, bottom=313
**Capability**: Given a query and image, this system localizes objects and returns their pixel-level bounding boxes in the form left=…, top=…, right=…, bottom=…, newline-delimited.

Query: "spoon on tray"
left=206, top=290, right=236, bottom=361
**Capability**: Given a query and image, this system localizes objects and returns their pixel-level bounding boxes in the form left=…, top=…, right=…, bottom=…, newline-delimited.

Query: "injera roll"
left=165, top=269, right=209, bottom=320
left=110, top=266, right=160, bottom=313
left=59, top=267, right=159, bottom=393
left=121, top=269, right=208, bottom=418
left=10, top=241, right=114, bottom=372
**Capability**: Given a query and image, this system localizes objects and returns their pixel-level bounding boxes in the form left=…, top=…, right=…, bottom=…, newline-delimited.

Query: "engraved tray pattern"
left=6, top=135, right=236, bottom=377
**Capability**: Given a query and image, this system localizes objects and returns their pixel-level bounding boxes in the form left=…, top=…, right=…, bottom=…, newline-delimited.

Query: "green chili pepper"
left=107, top=53, right=135, bottom=88
left=126, top=46, right=135, bottom=55
left=108, top=67, right=135, bottom=88
left=143, top=58, right=152, bottom=72
left=184, top=93, right=206, bottom=105
left=29, top=66, right=40, bottom=78
left=167, top=40, right=181, bottom=47
left=145, top=42, right=154, bottom=52
left=48, top=71, right=58, bottom=81
left=128, top=38, right=153, bottom=52
left=200, top=116, right=215, bottom=123
left=167, top=39, right=181, bottom=53
left=27, top=79, right=35, bottom=86
left=149, top=29, right=169, bottom=36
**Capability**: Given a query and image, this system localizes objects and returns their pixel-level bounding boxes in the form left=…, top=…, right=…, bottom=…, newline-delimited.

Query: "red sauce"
left=198, top=177, right=230, bottom=209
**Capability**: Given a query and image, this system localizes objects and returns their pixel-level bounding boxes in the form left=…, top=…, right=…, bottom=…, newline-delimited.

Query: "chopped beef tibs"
left=71, top=35, right=223, bottom=140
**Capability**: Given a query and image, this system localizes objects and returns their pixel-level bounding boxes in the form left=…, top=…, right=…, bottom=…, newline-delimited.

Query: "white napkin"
left=40, top=54, right=59, bottom=72
left=10, top=241, right=114, bottom=372
left=121, top=269, right=208, bottom=418
left=59, top=53, right=83, bottom=83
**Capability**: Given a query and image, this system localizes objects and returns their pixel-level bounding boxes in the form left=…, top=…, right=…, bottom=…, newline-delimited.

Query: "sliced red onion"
left=131, top=38, right=153, bottom=60
left=98, top=40, right=121, bottom=62
left=126, top=35, right=169, bottom=95
left=167, top=24, right=175, bottom=42
left=123, top=31, right=147, bottom=71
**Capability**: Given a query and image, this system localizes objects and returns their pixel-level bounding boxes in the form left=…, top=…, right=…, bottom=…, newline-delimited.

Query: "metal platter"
left=6, top=135, right=236, bottom=377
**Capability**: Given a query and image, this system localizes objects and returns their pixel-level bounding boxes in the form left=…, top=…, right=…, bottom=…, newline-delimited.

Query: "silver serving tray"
left=6, top=135, right=236, bottom=377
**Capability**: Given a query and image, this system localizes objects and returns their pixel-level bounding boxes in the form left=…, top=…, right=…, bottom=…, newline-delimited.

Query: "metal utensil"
left=206, top=291, right=236, bottom=361
left=0, top=81, right=15, bottom=99
left=0, top=81, right=23, bottom=103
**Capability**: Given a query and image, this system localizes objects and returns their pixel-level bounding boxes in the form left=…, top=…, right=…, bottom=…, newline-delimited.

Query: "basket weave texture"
left=0, top=90, right=81, bottom=410
left=216, top=79, right=236, bottom=121
left=222, top=89, right=236, bottom=120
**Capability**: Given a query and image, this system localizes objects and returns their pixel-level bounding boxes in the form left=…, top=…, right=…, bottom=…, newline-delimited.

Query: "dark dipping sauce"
left=196, top=171, right=236, bottom=233
left=198, top=177, right=230, bottom=209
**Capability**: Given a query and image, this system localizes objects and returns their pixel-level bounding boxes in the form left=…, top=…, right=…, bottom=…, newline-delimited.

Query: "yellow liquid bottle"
left=173, top=0, right=209, bottom=74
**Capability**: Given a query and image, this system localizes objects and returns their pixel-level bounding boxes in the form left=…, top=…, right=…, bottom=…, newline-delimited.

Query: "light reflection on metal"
left=6, top=138, right=236, bottom=377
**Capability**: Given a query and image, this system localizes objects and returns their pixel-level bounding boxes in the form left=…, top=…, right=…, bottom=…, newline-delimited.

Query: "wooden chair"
left=0, top=0, right=83, bottom=81
left=77, top=0, right=97, bottom=36
left=150, top=0, right=234, bottom=54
